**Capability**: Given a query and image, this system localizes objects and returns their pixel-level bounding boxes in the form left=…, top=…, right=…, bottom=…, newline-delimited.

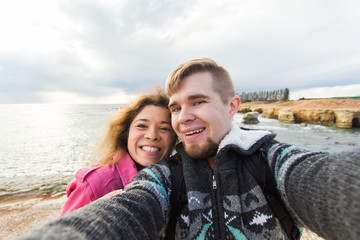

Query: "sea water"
left=0, top=104, right=359, bottom=198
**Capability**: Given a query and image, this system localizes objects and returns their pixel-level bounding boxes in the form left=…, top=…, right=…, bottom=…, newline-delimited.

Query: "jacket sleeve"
left=19, top=162, right=172, bottom=240
left=266, top=142, right=360, bottom=240
left=60, top=179, right=92, bottom=216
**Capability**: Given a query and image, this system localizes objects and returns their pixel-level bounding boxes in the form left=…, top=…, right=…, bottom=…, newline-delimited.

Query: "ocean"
left=1, top=104, right=359, bottom=200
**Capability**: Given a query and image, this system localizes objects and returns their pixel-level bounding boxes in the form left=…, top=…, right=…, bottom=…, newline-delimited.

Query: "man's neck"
left=208, top=158, right=215, bottom=170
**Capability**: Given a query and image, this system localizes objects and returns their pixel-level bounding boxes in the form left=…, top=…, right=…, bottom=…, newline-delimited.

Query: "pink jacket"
left=61, top=152, right=138, bottom=216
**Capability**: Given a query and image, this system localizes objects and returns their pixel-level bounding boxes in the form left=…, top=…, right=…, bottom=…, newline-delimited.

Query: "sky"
left=0, top=0, right=359, bottom=104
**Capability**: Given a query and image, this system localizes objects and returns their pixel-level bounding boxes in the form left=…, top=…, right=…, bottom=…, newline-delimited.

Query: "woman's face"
left=127, top=105, right=175, bottom=167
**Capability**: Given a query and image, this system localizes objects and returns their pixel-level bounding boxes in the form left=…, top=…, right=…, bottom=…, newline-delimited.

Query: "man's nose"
left=177, top=107, right=195, bottom=123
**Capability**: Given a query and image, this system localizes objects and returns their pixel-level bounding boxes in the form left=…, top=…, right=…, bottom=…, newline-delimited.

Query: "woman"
left=61, top=89, right=177, bottom=216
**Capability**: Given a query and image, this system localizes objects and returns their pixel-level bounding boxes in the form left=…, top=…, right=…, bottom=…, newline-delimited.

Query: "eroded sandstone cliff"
left=238, top=98, right=360, bottom=128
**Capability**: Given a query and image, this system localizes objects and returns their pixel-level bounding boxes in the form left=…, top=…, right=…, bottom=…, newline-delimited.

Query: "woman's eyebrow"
left=134, top=119, right=170, bottom=125
left=133, top=118, right=149, bottom=123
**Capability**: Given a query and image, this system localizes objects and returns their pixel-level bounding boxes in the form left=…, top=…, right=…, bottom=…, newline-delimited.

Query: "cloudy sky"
left=0, top=0, right=359, bottom=104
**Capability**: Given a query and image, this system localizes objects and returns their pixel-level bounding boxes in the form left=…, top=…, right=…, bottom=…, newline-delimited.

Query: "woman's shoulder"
left=74, top=163, right=107, bottom=183
left=72, top=162, right=125, bottom=199
left=73, top=153, right=138, bottom=188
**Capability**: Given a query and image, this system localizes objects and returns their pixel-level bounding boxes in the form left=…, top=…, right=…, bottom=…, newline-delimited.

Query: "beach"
left=0, top=195, right=66, bottom=239
left=2, top=98, right=359, bottom=239
left=0, top=195, right=325, bottom=240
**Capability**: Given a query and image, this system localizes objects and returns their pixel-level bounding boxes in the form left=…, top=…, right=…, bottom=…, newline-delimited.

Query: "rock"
left=291, top=109, right=335, bottom=126
left=278, top=109, right=295, bottom=124
left=334, top=110, right=355, bottom=128
left=242, top=112, right=259, bottom=124
left=250, top=106, right=263, bottom=113
left=238, top=106, right=251, bottom=113
left=238, top=98, right=360, bottom=128
left=300, top=123, right=308, bottom=127
left=261, top=108, right=276, bottom=119
left=259, top=107, right=360, bottom=128
left=353, top=111, right=360, bottom=127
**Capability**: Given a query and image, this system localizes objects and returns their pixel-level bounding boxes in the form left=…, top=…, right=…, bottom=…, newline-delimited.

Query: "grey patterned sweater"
left=20, top=126, right=360, bottom=240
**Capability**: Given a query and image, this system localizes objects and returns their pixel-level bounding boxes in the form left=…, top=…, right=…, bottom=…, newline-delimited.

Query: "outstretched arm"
left=19, top=163, right=172, bottom=240
left=268, top=143, right=360, bottom=240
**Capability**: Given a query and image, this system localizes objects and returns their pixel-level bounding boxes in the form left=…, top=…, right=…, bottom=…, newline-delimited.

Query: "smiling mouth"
left=185, top=128, right=205, bottom=136
left=141, top=146, right=160, bottom=152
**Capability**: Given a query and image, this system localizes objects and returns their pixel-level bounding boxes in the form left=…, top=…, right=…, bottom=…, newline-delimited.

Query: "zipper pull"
left=212, top=175, right=217, bottom=189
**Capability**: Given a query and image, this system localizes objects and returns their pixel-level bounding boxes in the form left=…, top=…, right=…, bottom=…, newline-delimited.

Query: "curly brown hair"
left=95, top=88, right=177, bottom=165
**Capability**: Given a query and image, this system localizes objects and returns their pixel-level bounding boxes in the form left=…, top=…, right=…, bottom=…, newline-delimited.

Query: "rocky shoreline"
left=239, top=98, right=360, bottom=128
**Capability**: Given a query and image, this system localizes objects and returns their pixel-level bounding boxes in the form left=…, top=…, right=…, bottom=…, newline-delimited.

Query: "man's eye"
left=171, top=107, right=181, bottom=113
left=160, top=127, right=170, bottom=131
left=194, top=101, right=204, bottom=106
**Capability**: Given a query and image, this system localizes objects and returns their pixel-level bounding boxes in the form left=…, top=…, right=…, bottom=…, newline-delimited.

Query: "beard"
left=183, top=137, right=218, bottom=160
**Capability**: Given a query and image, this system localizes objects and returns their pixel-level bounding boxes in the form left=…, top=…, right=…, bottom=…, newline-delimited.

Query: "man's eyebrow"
left=168, top=94, right=210, bottom=109
left=187, top=94, right=210, bottom=101
left=168, top=102, right=177, bottom=109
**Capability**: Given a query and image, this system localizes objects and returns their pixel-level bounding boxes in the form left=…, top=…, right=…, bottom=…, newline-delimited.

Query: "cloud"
left=290, top=84, right=360, bottom=100
left=39, top=89, right=139, bottom=104
left=0, top=0, right=359, bottom=103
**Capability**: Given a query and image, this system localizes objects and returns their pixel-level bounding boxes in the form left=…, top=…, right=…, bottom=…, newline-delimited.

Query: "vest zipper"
left=212, top=173, right=222, bottom=239
left=212, top=175, right=217, bottom=189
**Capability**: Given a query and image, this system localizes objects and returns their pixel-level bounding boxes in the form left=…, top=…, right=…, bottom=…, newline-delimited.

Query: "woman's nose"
left=145, top=128, right=159, bottom=140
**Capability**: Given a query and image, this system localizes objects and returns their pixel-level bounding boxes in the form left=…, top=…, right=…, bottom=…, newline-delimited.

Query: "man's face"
left=169, top=72, right=237, bottom=160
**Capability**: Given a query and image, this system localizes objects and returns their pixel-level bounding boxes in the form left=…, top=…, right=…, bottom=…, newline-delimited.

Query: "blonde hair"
left=165, top=58, right=235, bottom=103
left=95, top=88, right=176, bottom=165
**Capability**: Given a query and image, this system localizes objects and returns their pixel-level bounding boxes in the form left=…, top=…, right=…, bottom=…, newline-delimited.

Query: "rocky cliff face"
left=238, top=98, right=360, bottom=128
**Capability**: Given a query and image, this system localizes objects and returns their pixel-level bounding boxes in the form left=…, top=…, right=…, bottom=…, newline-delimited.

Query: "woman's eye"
left=136, top=124, right=147, bottom=129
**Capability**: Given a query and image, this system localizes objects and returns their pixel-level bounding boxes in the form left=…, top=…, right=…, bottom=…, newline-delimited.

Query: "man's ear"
left=229, top=95, right=241, bottom=118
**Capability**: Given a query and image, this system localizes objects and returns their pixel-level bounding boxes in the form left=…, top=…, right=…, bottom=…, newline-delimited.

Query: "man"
left=20, top=58, right=360, bottom=240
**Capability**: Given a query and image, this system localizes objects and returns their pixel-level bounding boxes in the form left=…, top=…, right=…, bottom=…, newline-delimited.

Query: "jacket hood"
left=217, top=123, right=276, bottom=155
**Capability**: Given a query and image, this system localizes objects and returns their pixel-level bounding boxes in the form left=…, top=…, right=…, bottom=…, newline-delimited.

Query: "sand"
left=0, top=195, right=325, bottom=240
left=0, top=196, right=65, bottom=240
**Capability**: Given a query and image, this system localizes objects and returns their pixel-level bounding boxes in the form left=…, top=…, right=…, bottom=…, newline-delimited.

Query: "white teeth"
left=142, top=146, right=160, bottom=152
left=185, top=128, right=205, bottom=136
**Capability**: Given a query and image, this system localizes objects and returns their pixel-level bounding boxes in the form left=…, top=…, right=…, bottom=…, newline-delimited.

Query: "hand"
left=98, top=189, right=124, bottom=201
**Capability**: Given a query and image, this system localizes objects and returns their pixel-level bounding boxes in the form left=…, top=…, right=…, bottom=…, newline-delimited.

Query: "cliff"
left=238, top=98, right=360, bottom=128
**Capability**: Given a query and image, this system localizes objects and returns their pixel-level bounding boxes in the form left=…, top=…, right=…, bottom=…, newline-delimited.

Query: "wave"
left=0, top=174, right=73, bottom=201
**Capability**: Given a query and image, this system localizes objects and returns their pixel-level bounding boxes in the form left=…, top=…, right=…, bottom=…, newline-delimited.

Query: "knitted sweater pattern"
left=19, top=126, right=360, bottom=240
left=174, top=126, right=285, bottom=239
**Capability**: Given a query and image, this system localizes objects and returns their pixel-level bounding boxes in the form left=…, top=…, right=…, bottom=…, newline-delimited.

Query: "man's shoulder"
left=163, top=153, right=182, bottom=165
left=218, top=125, right=276, bottom=154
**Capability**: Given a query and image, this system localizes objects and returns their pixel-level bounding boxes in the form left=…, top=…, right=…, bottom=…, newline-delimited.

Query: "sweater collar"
left=217, top=123, right=275, bottom=154
left=176, top=123, right=275, bottom=158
